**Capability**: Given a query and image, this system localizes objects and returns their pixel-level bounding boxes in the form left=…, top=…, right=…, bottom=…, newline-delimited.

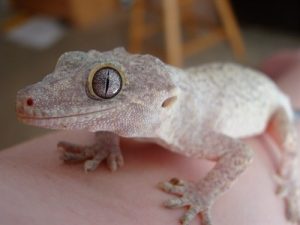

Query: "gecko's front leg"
left=159, top=132, right=254, bottom=225
left=58, top=131, right=124, bottom=172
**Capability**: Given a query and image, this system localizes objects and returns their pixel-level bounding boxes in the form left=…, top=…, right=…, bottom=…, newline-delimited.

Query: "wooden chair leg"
left=128, top=0, right=146, bottom=53
left=162, top=0, right=183, bottom=67
left=214, top=0, right=245, bottom=59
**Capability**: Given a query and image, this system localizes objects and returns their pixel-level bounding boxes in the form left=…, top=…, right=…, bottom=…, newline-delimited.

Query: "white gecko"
left=16, top=47, right=300, bottom=225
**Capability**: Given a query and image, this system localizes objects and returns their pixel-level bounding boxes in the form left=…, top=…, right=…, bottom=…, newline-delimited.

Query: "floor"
left=1, top=14, right=300, bottom=150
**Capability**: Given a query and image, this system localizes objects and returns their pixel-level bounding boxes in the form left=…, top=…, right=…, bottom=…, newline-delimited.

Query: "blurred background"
left=1, top=0, right=300, bottom=149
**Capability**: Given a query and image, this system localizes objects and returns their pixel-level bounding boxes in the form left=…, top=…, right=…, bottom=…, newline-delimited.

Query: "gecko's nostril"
left=26, top=98, right=34, bottom=106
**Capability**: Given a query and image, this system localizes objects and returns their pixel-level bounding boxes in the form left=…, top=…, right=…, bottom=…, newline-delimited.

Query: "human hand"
left=0, top=131, right=291, bottom=225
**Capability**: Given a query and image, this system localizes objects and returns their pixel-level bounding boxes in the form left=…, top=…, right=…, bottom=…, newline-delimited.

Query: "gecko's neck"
left=153, top=65, right=187, bottom=146
left=165, top=65, right=186, bottom=81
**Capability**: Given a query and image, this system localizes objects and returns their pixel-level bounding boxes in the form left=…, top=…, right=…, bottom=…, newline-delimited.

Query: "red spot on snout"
left=26, top=98, right=34, bottom=106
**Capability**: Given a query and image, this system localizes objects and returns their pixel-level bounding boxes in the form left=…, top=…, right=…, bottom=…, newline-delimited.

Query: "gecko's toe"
left=107, top=152, right=124, bottom=171
left=285, top=192, right=300, bottom=224
left=158, top=178, right=187, bottom=195
left=180, top=207, right=201, bottom=225
left=274, top=173, right=300, bottom=224
left=57, top=141, right=124, bottom=172
left=159, top=178, right=213, bottom=225
left=61, top=151, right=86, bottom=162
left=58, top=141, right=86, bottom=153
left=163, top=197, right=189, bottom=208
left=84, top=159, right=101, bottom=172
left=58, top=142, right=88, bottom=162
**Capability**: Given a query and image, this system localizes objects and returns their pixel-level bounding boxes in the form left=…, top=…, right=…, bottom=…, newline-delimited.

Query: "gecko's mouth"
left=16, top=106, right=116, bottom=130
left=17, top=110, right=100, bottom=120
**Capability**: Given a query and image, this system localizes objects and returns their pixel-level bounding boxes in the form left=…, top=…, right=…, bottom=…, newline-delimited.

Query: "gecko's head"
left=16, top=48, right=178, bottom=137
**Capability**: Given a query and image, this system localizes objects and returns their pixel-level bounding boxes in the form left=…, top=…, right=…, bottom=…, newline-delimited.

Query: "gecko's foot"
left=159, top=178, right=213, bottom=225
left=58, top=141, right=124, bottom=172
left=274, top=174, right=300, bottom=224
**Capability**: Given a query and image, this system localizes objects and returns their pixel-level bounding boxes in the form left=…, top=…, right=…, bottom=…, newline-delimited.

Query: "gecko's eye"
left=87, top=65, right=122, bottom=99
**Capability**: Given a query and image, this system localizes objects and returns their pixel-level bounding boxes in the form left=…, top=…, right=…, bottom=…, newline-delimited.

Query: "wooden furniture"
left=9, top=0, right=119, bottom=28
left=128, top=0, right=245, bottom=67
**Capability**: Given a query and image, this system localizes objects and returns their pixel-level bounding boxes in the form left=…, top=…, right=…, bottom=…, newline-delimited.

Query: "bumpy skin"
left=16, top=48, right=300, bottom=225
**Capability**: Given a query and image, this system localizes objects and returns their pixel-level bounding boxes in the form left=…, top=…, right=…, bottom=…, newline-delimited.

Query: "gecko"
left=16, top=47, right=300, bottom=225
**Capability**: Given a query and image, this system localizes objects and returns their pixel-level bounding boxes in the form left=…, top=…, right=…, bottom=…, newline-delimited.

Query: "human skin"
left=0, top=130, right=293, bottom=225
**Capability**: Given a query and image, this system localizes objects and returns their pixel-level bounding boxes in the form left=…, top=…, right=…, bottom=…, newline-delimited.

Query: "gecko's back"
left=182, top=63, right=293, bottom=138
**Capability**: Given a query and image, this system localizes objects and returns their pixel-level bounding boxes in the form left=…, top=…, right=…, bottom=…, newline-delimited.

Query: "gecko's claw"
left=159, top=178, right=213, bottom=225
left=58, top=141, right=124, bottom=172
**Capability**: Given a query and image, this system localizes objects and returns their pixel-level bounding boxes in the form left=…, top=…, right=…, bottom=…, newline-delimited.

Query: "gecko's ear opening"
left=161, top=96, right=177, bottom=108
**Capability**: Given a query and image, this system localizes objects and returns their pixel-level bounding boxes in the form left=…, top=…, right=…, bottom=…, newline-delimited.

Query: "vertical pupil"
left=105, top=69, right=110, bottom=97
left=91, top=66, right=122, bottom=99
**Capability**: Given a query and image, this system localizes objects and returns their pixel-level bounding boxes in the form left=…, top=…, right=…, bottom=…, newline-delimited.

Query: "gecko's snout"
left=16, top=91, right=36, bottom=118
